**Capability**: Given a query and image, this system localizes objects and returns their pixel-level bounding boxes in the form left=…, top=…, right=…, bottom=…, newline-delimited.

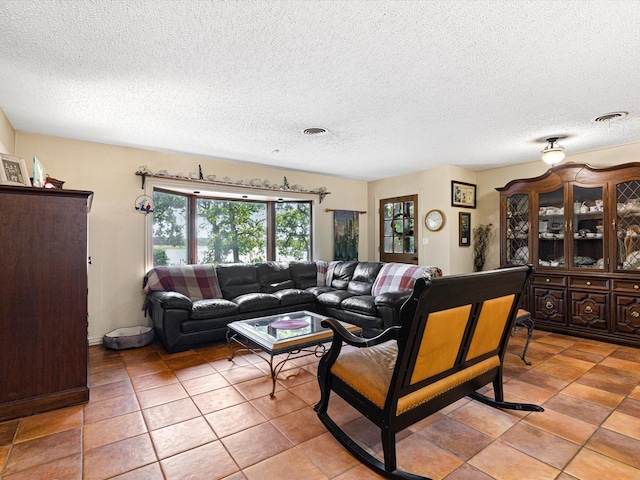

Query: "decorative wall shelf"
left=135, top=172, right=330, bottom=203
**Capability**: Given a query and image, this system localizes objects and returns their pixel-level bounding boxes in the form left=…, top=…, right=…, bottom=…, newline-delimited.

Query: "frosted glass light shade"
left=541, top=147, right=565, bottom=165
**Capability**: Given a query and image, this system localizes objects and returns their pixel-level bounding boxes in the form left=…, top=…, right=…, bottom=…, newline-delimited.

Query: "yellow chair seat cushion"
left=331, top=342, right=500, bottom=415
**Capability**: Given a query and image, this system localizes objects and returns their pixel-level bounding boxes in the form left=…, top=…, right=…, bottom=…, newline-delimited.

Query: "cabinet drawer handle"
left=584, top=306, right=593, bottom=314
left=545, top=278, right=550, bottom=283
left=635, top=285, right=639, bottom=290
left=545, top=301, right=554, bottom=309
left=632, top=311, right=640, bottom=318
left=586, top=281, right=592, bottom=286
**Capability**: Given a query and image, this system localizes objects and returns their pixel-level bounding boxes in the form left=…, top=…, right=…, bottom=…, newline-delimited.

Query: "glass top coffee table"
left=227, top=311, right=361, bottom=396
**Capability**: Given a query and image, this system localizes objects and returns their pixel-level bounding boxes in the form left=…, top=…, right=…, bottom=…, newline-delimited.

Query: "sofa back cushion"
left=289, top=261, right=318, bottom=289
left=256, top=261, right=294, bottom=293
left=347, top=262, right=384, bottom=295
left=371, top=263, right=444, bottom=296
left=216, top=264, right=261, bottom=299
left=143, top=265, right=222, bottom=300
left=330, top=261, right=358, bottom=290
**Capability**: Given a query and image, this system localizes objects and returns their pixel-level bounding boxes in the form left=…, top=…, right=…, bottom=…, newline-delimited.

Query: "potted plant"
left=473, top=223, right=494, bottom=272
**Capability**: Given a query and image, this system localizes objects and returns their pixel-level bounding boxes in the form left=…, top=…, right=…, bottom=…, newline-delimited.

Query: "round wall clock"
left=425, top=209, right=445, bottom=231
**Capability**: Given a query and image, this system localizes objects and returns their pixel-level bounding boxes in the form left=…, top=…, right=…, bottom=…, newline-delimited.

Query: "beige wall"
left=14, top=132, right=368, bottom=344
left=367, top=165, right=477, bottom=276
left=0, top=108, right=15, bottom=154
left=476, top=141, right=640, bottom=271
left=9, top=114, right=640, bottom=344
left=367, top=142, right=640, bottom=276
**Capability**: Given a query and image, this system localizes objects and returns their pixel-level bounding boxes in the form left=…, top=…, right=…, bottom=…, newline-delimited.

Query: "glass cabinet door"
left=616, top=180, right=640, bottom=270
left=506, top=193, right=529, bottom=265
left=572, top=185, right=605, bottom=270
left=538, top=187, right=565, bottom=268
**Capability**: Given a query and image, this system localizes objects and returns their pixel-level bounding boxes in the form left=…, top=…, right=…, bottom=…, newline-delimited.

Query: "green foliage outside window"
left=276, top=202, right=311, bottom=260
left=152, top=192, right=186, bottom=247
left=153, top=248, right=169, bottom=266
left=152, top=190, right=311, bottom=266
left=198, top=199, right=267, bottom=264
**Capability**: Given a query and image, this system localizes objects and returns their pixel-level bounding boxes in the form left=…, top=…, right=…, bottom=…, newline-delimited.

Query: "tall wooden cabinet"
left=0, top=185, right=93, bottom=421
left=498, top=163, right=640, bottom=347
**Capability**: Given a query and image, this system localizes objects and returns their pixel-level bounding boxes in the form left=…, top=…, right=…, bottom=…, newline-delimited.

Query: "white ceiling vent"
left=593, top=111, right=628, bottom=123
left=302, top=127, right=328, bottom=136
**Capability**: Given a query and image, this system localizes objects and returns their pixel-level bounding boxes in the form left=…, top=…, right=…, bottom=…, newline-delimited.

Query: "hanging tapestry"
left=334, top=210, right=359, bottom=260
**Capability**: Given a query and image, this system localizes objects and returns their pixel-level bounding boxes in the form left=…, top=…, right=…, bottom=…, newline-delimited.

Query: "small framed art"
left=451, top=180, right=476, bottom=209
left=459, top=212, right=471, bottom=246
left=0, top=154, right=31, bottom=187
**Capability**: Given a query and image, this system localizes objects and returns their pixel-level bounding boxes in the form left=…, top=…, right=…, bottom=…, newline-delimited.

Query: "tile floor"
left=1, top=328, right=640, bottom=480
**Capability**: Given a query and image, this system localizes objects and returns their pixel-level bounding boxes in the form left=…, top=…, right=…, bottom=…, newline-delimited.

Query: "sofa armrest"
left=146, top=291, right=193, bottom=353
left=374, top=290, right=411, bottom=307
left=148, top=290, right=193, bottom=310
left=375, top=291, right=412, bottom=330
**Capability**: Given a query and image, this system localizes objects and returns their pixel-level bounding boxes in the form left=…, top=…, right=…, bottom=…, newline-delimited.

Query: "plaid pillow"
left=143, top=265, right=222, bottom=300
left=325, top=261, right=341, bottom=286
left=316, top=261, right=328, bottom=286
left=371, top=263, right=443, bottom=296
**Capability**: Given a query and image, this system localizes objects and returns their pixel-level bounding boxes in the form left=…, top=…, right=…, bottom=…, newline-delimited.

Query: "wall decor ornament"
left=32, top=156, right=47, bottom=187
left=425, top=209, right=445, bottom=231
left=333, top=210, right=359, bottom=260
left=135, top=195, right=154, bottom=215
left=134, top=171, right=330, bottom=202
left=451, top=180, right=476, bottom=209
left=0, top=154, right=31, bottom=187
left=459, top=212, right=471, bottom=246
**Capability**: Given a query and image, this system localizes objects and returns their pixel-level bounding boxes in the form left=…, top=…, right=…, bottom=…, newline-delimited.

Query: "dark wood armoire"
left=0, top=185, right=93, bottom=421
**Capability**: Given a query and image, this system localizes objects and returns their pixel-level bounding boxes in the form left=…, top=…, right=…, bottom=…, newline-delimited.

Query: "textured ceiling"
left=0, top=0, right=639, bottom=181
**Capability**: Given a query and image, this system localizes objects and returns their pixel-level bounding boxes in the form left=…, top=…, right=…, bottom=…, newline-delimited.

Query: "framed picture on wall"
left=0, top=154, right=31, bottom=187
left=459, top=212, right=471, bottom=246
left=451, top=180, right=476, bottom=208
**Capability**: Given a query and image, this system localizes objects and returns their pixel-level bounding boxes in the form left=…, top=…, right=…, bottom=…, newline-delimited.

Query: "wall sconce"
left=541, top=137, right=565, bottom=165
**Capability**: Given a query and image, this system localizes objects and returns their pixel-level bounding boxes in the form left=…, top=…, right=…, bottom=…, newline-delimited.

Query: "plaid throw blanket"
left=371, top=263, right=443, bottom=296
left=316, top=261, right=328, bottom=286
left=143, top=265, right=222, bottom=300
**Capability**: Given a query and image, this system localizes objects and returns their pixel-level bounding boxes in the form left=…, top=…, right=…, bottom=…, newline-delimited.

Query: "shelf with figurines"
left=135, top=165, right=330, bottom=203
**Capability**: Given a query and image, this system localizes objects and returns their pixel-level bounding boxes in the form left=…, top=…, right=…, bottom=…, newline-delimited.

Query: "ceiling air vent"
left=302, top=127, right=327, bottom=135
left=594, top=111, right=628, bottom=122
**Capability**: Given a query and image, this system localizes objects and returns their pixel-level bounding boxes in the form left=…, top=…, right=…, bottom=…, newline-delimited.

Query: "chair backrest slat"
left=408, top=304, right=472, bottom=385
left=465, top=294, right=516, bottom=361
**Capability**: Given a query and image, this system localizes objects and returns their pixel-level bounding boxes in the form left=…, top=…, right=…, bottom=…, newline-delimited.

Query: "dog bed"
left=103, top=326, right=154, bottom=350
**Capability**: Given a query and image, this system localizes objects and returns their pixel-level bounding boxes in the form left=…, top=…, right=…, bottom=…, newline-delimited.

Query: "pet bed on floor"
left=103, top=326, right=154, bottom=350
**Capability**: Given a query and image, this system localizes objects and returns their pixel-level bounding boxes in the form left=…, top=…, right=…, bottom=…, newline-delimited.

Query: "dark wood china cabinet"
left=498, top=163, right=640, bottom=347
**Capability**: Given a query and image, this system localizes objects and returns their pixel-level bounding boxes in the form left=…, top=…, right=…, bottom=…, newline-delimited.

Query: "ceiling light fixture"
left=541, top=137, right=565, bottom=166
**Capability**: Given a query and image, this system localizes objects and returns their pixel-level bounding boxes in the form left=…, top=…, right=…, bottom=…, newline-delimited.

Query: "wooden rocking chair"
left=314, top=265, right=543, bottom=480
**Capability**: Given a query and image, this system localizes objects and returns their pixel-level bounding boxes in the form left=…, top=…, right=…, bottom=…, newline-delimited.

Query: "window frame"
left=145, top=179, right=314, bottom=268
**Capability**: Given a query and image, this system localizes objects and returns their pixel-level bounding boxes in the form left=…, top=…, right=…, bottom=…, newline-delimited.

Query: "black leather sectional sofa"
left=144, top=260, right=441, bottom=353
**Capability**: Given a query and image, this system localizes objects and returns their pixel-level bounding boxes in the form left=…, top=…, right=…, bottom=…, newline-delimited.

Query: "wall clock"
left=425, top=209, right=445, bottom=231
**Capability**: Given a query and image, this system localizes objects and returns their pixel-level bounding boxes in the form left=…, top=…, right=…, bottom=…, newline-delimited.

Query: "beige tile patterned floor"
left=1, top=328, right=640, bottom=479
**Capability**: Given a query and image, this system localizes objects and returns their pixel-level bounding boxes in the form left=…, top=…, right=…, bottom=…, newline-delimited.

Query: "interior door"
left=380, top=195, right=418, bottom=264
